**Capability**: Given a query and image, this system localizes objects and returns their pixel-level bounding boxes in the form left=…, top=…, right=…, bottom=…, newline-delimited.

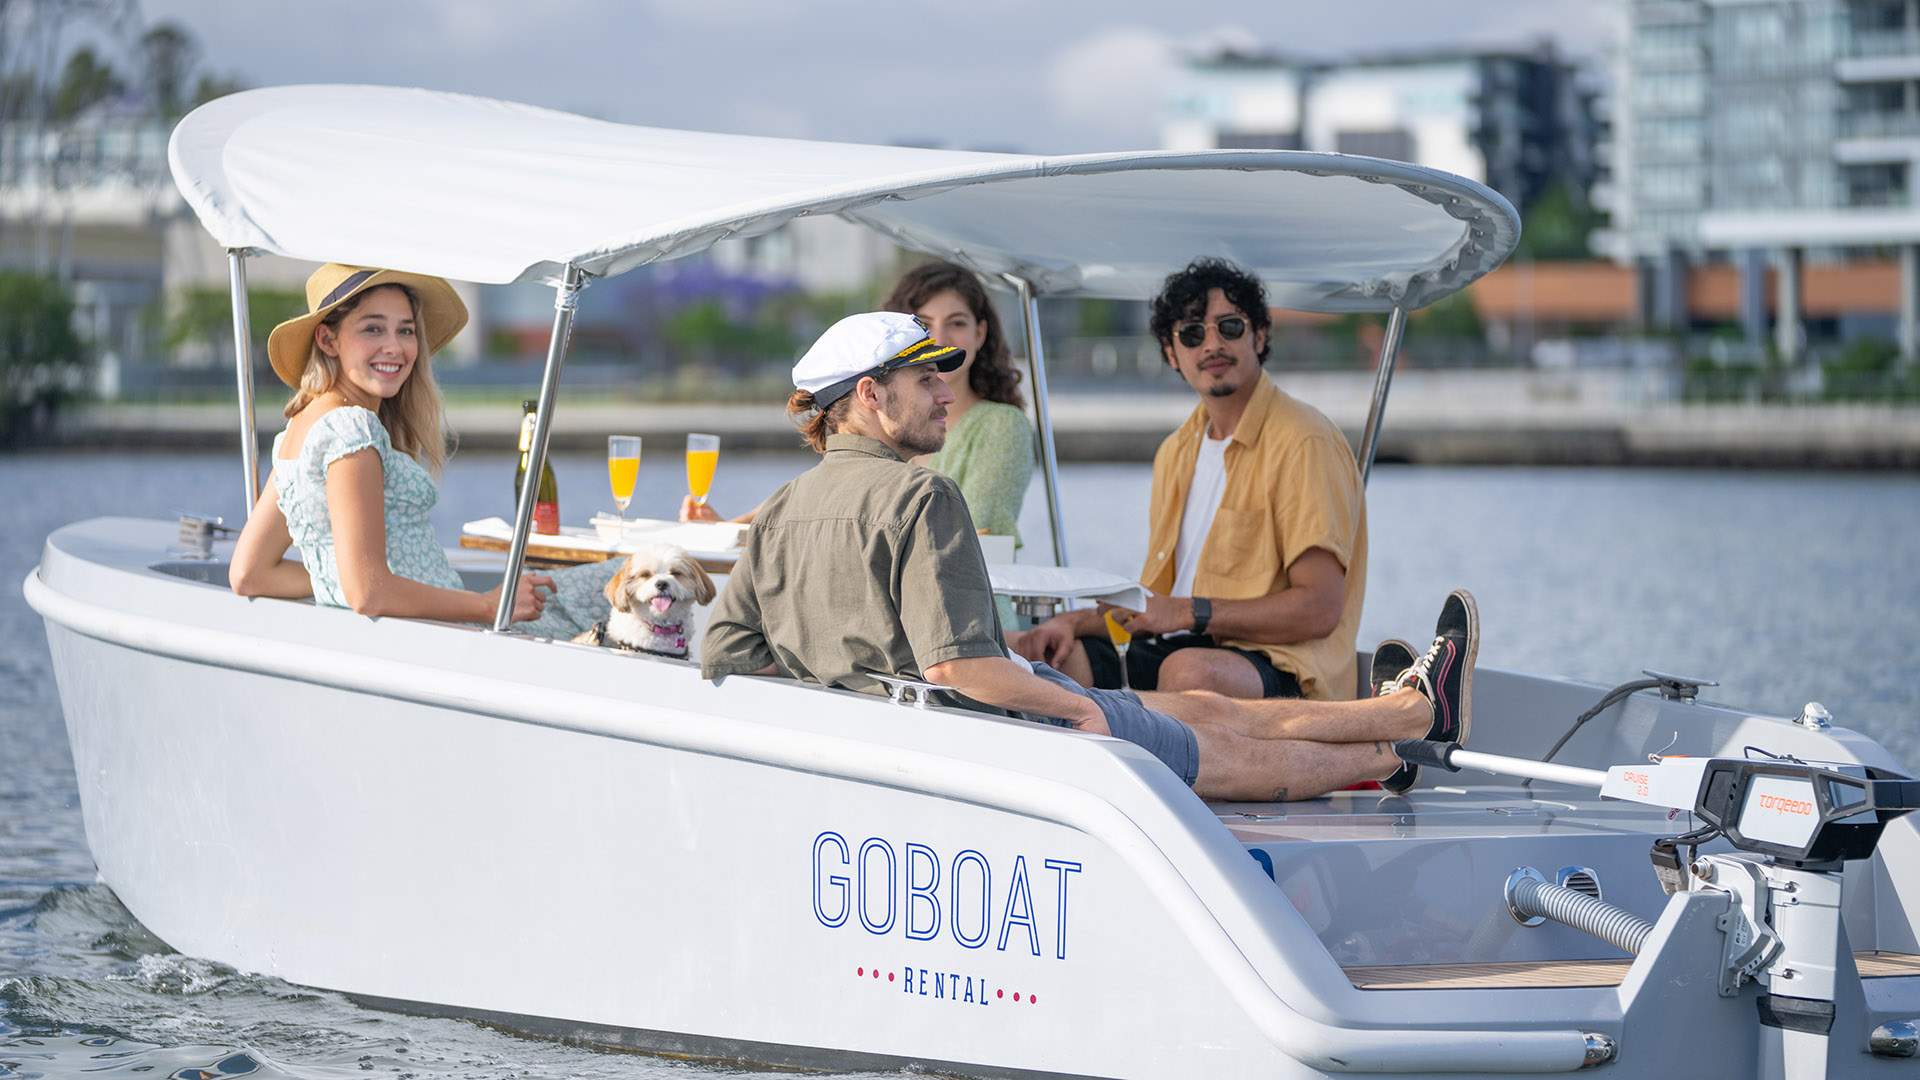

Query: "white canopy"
left=170, top=85, right=1519, bottom=310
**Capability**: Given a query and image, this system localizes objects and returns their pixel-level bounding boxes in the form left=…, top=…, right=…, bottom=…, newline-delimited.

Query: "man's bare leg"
left=1139, top=686, right=1430, bottom=744
left=1154, top=647, right=1266, bottom=698
left=1187, top=727, right=1401, bottom=801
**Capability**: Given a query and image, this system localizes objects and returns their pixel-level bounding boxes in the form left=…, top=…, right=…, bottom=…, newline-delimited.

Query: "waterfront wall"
left=39, top=369, right=1920, bottom=468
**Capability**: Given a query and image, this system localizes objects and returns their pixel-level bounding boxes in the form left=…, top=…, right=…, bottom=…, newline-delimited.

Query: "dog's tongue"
left=649, top=595, right=674, bottom=615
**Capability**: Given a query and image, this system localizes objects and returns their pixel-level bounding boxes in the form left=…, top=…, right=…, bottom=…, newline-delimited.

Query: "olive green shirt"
left=701, top=433, right=1007, bottom=694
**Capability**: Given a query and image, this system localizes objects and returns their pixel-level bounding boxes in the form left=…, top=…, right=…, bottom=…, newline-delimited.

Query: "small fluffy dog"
left=574, top=543, right=716, bottom=658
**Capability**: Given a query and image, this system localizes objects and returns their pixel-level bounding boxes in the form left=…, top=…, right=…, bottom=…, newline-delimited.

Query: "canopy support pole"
left=493, top=266, right=586, bottom=633
left=1006, top=275, right=1069, bottom=566
left=227, top=249, right=260, bottom=517
left=1356, top=305, right=1408, bottom=486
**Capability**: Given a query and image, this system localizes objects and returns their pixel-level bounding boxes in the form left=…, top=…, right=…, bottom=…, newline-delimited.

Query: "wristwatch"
left=1190, top=597, right=1212, bottom=636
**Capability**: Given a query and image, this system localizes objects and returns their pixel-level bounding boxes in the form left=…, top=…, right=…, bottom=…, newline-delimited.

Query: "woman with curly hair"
left=881, top=260, right=1034, bottom=547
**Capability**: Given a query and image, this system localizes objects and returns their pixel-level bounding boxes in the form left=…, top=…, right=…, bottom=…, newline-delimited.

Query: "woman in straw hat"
left=229, top=264, right=617, bottom=635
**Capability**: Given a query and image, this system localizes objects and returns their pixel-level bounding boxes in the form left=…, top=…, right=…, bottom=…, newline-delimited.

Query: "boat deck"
left=1211, top=787, right=1920, bottom=986
left=1344, top=951, right=1920, bottom=990
left=1211, top=785, right=1683, bottom=843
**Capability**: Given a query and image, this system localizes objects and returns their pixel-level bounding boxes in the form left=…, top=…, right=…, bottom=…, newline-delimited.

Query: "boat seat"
left=1345, top=951, right=1920, bottom=991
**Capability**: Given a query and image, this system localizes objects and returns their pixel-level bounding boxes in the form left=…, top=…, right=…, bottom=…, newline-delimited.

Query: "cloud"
left=1046, top=24, right=1261, bottom=149
left=1046, top=27, right=1179, bottom=146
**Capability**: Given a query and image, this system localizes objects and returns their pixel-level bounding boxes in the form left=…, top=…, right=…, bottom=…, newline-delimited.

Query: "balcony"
left=1839, top=28, right=1920, bottom=81
left=1850, top=27, right=1920, bottom=59
left=1841, top=109, right=1920, bottom=138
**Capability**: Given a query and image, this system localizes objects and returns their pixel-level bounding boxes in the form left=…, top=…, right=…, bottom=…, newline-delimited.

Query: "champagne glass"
left=685, top=432, right=720, bottom=509
left=1103, top=608, right=1134, bottom=652
left=607, top=435, right=641, bottom=524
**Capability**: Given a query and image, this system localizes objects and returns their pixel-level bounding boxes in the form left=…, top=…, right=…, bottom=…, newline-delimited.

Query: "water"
left=4, top=450, right=1918, bottom=1078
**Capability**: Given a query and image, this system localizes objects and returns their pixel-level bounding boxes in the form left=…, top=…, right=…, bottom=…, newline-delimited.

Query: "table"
left=458, top=516, right=744, bottom=574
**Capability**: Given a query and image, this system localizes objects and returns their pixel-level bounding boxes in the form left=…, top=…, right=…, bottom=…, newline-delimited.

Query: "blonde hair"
left=282, top=283, right=452, bottom=474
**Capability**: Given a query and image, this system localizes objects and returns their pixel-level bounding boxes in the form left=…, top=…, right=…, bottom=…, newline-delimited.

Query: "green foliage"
left=1515, top=182, right=1601, bottom=261
left=0, top=272, right=86, bottom=445
left=661, top=301, right=798, bottom=363
left=1077, top=299, right=1127, bottom=336
left=163, top=286, right=306, bottom=358
left=1411, top=290, right=1483, bottom=340
left=1820, top=337, right=1916, bottom=401
left=50, top=47, right=124, bottom=121
left=138, top=23, right=199, bottom=118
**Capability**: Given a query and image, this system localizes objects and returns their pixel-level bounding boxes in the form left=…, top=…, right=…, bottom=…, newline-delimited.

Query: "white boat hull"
left=28, top=518, right=1920, bottom=1078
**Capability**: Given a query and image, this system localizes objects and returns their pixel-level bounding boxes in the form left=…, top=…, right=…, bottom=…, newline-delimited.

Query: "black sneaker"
left=1370, top=639, right=1419, bottom=792
left=1390, top=589, right=1478, bottom=747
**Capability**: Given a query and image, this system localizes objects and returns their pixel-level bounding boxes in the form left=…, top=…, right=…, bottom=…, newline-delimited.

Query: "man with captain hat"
left=701, top=312, right=1471, bottom=800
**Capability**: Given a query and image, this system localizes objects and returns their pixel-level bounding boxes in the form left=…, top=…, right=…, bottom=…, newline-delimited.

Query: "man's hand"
left=1114, top=594, right=1195, bottom=637
left=1011, top=618, right=1079, bottom=666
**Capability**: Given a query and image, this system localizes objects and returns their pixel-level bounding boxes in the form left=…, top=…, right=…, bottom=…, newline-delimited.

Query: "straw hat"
left=266, top=264, right=469, bottom=389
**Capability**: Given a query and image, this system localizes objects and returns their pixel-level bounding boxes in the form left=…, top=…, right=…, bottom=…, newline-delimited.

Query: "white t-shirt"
left=1171, top=431, right=1231, bottom=598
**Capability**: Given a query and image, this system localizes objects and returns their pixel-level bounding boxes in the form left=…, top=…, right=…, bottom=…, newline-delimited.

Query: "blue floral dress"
left=272, top=406, right=618, bottom=638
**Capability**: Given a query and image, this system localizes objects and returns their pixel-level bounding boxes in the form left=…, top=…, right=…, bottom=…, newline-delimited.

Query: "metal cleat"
left=174, top=513, right=237, bottom=560
left=1640, top=669, right=1718, bottom=702
left=863, top=672, right=950, bottom=710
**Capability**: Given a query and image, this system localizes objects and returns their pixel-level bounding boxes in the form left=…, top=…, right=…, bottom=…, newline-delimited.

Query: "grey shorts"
left=1029, top=662, right=1200, bottom=787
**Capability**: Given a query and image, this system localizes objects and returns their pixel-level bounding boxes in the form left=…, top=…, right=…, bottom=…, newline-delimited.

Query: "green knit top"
left=924, top=399, right=1035, bottom=548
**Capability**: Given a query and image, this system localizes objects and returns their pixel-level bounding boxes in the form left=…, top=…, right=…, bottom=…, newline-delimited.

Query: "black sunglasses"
left=1174, top=315, right=1248, bottom=349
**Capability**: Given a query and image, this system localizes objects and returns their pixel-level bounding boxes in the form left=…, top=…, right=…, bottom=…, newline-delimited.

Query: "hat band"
left=318, top=269, right=377, bottom=310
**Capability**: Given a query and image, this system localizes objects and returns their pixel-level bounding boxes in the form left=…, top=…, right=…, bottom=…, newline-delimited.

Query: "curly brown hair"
left=882, top=261, right=1024, bottom=409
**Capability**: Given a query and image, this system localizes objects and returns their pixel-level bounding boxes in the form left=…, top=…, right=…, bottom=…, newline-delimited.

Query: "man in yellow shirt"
left=1013, top=258, right=1366, bottom=703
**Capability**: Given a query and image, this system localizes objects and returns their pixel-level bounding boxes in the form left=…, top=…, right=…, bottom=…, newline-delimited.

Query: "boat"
left=26, top=85, right=1920, bottom=1078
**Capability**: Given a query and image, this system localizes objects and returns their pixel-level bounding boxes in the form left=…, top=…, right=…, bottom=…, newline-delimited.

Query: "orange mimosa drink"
left=686, top=433, right=720, bottom=506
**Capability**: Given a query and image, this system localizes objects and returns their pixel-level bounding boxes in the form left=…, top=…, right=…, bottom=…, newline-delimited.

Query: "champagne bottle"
left=515, top=400, right=560, bottom=535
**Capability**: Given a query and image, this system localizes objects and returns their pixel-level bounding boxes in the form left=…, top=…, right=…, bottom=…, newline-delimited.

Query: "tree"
left=135, top=20, right=196, bottom=117
left=162, top=285, right=305, bottom=369
left=190, top=71, right=241, bottom=107
left=1515, top=181, right=1602, bottom=261
left=0, top=270, right=86, bottom=445
left=49, top=44, right=121, bottom=119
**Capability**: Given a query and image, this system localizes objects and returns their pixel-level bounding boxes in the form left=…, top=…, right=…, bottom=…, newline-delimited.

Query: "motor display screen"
left=1736, top=775, right=1822, bottom=849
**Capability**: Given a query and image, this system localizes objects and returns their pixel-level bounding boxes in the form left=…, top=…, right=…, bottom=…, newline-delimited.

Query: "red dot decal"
left=1013, top=993, right=1022, bottom=1002
left=856, top=967, right=864, bottom=976
left=887, top=972, right=895, bottom=982
left=1029, top=994, right=1039, bottom=1005
left=996, top=989, right=1004, bottom=999
left=872, top=969, right=880, bottom=979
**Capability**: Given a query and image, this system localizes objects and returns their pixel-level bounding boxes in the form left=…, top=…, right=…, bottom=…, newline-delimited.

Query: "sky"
left=136, top=0, right=1620, bottom=153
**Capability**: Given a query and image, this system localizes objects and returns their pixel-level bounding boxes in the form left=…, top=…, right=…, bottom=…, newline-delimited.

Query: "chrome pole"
left=1006, top=275, right=1069, bottom=566
left=227, top=249, right=260, bottom=517
left=493, top=266, right=586, bottom=632
left=1355, top=305, right=1408, bottom=486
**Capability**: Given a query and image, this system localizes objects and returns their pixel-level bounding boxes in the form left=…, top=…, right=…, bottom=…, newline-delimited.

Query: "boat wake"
left=0, top=882, right=882, bottom=1078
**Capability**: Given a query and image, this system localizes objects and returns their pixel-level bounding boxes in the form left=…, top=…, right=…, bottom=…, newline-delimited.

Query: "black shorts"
left=1079, top=633, right=1302, bottom=699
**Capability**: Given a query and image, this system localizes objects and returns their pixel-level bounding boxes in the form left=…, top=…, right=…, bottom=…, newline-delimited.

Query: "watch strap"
left=1190, top=597, right=1212, bottom=636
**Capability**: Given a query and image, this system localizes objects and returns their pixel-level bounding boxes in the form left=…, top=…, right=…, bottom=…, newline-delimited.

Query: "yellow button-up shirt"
left=1139, top=376, right=1367, bottom=700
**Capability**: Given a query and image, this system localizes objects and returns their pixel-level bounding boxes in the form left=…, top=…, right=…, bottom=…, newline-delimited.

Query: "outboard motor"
left=1397, top=739, right=1920, bottom=1077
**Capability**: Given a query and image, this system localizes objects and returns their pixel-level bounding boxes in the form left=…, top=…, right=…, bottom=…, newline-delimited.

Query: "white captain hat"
left=792, top=312, right=966, bottom=408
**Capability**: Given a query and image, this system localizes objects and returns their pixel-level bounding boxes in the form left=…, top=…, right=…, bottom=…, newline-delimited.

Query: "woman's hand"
left=679, top=495, right=724, bottom=522
left=680, top=494, right=758, bottom=525
left=485, top=572, right=554, bottom=623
